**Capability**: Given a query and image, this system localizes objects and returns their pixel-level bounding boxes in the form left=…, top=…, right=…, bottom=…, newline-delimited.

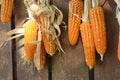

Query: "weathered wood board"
left=14, top=0, right=48, bottom=80
left=0, top=22, right=13, bottom=80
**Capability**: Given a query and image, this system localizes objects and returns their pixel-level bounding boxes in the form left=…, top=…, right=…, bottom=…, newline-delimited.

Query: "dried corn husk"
left=24, top=0, right=65, bottom=54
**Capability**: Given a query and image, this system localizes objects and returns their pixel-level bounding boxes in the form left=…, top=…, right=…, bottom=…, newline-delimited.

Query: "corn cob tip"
left=100, top=54, right=104, bottom=61
left=89, top=66, right=93, bottom=70
left=49, top=53, right=54, bottom=56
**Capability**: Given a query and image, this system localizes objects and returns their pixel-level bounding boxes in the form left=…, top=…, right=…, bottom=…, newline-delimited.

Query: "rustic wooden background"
left=0, top=0, right=119, bottom=80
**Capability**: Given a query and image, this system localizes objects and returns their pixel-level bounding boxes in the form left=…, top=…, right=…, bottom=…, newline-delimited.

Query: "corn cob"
left=1, top=0, right=14, bottom=22
left=80, top=22, right=96, bottom=69
left=24, top=19, right=38, bottom=61
left=68, top=0, right=83, bottom=45
left=80, top=0, right=96, bottom=69
left=89, top=6, right=107, bottom=61
left=39, top=15, right=56, bottom=56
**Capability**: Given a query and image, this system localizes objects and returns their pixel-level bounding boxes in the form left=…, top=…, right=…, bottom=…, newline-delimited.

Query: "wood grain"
left=52, top=33, right=89, bottom=80
left=51, top=0, right=89, bottom=80
left=0, top=22, right=13, bottom=80
left=14, top=0, right=48, bottom=80
left=94, top=1, right=120, bottom=80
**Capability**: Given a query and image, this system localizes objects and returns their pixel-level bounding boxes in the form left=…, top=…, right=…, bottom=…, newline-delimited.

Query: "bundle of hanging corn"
left=80, top=0, right=96, bottom=69
left=0, top=0, right=65, bottom=71
left=80, top=0, right=107, bottom=69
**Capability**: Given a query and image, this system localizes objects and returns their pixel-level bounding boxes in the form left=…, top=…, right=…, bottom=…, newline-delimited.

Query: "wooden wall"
left=0, top=0, right=120, bottom=80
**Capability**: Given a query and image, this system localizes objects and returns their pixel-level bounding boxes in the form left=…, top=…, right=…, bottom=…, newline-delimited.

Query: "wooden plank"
left=0, top=22, right=13, bottom=80
left=14, top=0, right=48, bottom=80
left=51, top=0, right=89, bottom=80
left=94, top=1, right=120, bottom=80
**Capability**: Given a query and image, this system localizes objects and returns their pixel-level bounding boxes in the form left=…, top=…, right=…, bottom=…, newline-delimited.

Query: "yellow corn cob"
left=89, top=6, right=107, bottom=61
left=1, top=0, right=14, bottom=22
left=24, top=19, right=38, bottom=61
left=80, top=22, right=96, bottom=69
left=39, top=15, right=56, bottom=56
left=68, top=0, right=83, bottom=45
